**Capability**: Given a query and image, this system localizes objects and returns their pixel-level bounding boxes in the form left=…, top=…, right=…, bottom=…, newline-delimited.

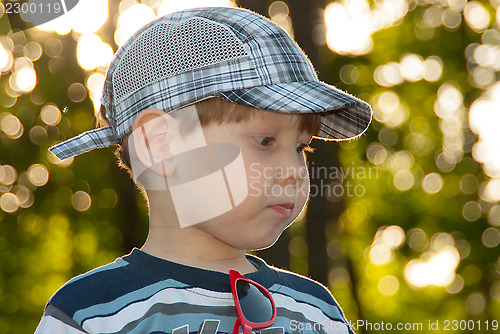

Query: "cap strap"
left=49, top=126, right=119, bottom=160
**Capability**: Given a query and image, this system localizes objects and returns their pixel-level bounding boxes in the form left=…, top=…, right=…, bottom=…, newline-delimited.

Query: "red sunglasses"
left=229, top=270, right=277, bottom=334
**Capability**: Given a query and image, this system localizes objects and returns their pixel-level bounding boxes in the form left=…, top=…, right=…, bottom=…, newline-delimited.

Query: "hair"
left=97, top=97, right=322, bottom=177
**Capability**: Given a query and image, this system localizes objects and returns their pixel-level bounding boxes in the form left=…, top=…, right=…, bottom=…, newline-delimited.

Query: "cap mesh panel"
left=113, top=17, right=248, bottom=101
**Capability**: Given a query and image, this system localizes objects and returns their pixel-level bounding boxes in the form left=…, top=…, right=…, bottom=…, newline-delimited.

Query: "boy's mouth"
left=268, top=202, right=294, bottom=217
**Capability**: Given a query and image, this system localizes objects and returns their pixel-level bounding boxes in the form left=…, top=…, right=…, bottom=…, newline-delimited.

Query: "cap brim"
left=216, top=81, right=372, bottom=141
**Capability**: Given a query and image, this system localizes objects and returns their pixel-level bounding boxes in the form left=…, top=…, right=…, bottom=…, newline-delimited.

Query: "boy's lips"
left=268, top=202, right=294, bottom=218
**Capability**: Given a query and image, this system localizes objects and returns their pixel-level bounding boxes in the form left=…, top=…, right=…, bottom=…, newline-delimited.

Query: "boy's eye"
left=254, top=137, right=314, bottom=153
left=255, top=136, right=275, bottom=147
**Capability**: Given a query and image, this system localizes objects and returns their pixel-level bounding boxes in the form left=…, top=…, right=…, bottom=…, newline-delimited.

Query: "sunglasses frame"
left=229, top=270, right=277, bottom=334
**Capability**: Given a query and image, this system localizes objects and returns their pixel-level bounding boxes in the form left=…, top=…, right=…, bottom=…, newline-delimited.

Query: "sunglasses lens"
left=236, top=280, right=273, bottom=323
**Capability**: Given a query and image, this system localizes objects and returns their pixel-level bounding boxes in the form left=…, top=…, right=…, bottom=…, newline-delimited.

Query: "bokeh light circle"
left=0, top=193, right=19, bottom=213
left=72, top=191, right=91, bottom=211
left=27, top=164, right=49, bottom=187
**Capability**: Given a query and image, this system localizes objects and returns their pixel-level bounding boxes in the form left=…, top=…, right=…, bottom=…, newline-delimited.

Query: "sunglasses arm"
left=232, top=318, right=253, bottom=334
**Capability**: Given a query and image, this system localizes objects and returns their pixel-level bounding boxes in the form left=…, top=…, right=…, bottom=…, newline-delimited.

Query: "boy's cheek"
left=246, top=162, right=308, bottom=179
left=247, top=179, right=262, bottom=199
left=245, top=164, right=269, bottom=184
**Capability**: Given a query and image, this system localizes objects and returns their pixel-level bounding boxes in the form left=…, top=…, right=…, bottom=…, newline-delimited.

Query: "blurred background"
left=0, top=0, right=499, bottom=333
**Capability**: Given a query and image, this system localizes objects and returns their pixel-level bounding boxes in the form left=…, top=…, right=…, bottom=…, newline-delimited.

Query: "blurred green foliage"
left=316, top=1, right=500, bottom=333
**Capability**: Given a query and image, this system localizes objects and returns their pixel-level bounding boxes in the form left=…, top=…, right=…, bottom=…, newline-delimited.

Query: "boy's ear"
left=131, top=108, right=176, bottom=176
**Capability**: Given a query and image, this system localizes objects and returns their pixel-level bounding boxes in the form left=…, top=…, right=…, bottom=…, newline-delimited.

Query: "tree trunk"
left=287, top=0, right=338, bottom=287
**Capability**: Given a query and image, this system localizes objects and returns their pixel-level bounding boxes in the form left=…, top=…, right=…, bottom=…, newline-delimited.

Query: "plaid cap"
left=49, top=7, right=372, bottom=160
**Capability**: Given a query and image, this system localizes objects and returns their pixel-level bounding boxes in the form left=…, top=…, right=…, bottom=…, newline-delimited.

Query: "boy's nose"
left=274, top=157, right=308, bottom=186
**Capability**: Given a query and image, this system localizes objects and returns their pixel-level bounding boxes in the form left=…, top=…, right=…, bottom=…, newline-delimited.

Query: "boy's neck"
left=140, top=223, right=258, bottom=275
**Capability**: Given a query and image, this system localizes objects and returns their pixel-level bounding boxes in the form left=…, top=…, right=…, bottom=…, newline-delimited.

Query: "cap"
left=49, top=7, right=372, bottom=160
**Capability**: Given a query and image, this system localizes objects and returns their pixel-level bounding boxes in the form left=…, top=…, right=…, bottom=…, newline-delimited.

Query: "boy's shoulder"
left=269, top=263, right=345, bottom=319
left=48, top=250, right=190, bottom=313
left=48, top=257, right=134, bottom=317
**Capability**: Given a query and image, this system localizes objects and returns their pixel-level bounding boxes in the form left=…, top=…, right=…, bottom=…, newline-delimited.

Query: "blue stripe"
left=57, top=259, right=127, bottom=289
left=75, top=280, right=192, bottom=324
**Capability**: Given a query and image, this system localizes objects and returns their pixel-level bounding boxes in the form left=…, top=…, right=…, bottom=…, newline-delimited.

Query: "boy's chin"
left=233, top=231, right=283, bottom=251
left=249, top=240, right=279, bottom=252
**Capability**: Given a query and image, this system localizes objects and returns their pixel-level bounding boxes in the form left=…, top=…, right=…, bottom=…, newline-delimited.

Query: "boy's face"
left=132, top=106, right=314, bottom=251
left=191, top=110, right=313, bottom=250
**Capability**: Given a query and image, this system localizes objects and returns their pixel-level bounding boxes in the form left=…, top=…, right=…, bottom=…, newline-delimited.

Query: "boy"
left=37, top=7, right=371, bottom=334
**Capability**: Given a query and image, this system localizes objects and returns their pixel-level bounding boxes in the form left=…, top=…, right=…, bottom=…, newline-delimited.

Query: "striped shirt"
left=35, top=249, right=353, bottom=334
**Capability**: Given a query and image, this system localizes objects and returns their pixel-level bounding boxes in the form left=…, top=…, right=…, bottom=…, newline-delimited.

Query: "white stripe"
left=60, top=0, right=68, bottom=13
left=35, top=316, right=86, bottom=334
left=82, top=287, right=233, bottom=333
left=274, top=293, right=345, bottom=326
